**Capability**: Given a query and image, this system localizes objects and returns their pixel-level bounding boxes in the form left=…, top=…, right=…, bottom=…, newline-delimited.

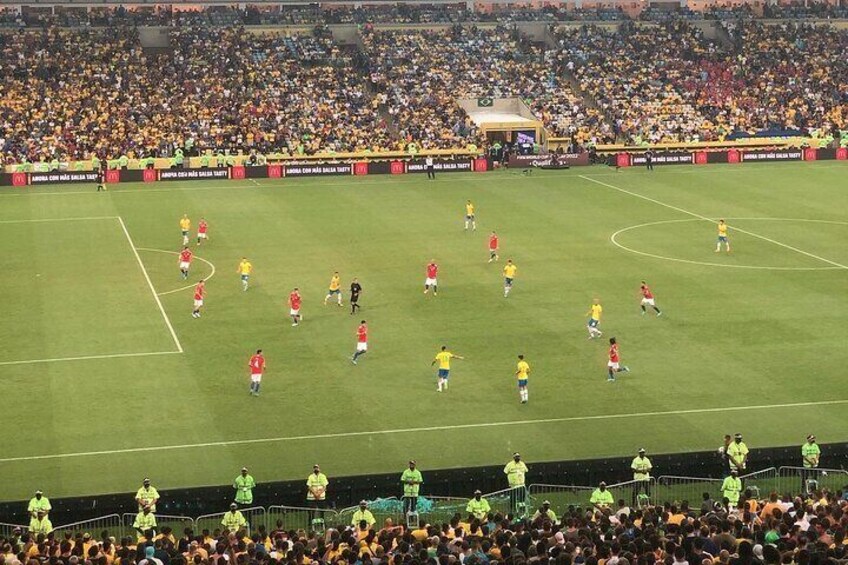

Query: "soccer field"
left=1, top=163, right=847, bottom=502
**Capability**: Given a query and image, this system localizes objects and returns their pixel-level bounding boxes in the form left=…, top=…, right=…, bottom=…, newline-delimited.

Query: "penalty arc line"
left=579, top=175, right=848, bottom=270
left=117, top=217, right=184, bottom=353
left=1, top=398, right=847, bottom=463
left=135, top=247, right=217, bottom=296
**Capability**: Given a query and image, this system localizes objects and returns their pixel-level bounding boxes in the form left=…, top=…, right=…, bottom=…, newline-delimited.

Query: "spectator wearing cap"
left=133, top=505, right=157, bottom=541
left=631, top=448, right=653, bottom=507
left=727, top=434, right=748, bottom=473
left=138, top=545, right=163, bottom=565
left=28, top=510, right=52, bottom=536
left=531, top=500, right=557, bottom=524
left=221, top=502, right=247, bottom=533
left=590, top=482, right=614, bottom=511
left=233, top=467, right=256, bottom=506
left=136, top=478, right=160, bottom=512
left=351, top=500, right=375, bottom=528
left=800, top=434, right=820, bottom=492
left=503, top=452, right=528, bottom=515
left=721, top=469, right=742, bottom=507
left=465, top=490, right=490, bottom=522
left=400, top=460, right=422, bottom=515
left=27, top=490, right=51, bottom=518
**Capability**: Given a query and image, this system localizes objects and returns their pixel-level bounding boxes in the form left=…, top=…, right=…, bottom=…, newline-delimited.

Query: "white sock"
left=437, top=379, right=443, bottom=391
left=443, top=380, right=448, bottom=390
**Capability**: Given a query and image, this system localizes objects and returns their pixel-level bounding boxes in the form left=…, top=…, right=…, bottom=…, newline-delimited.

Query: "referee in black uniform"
left=96, top=164, right=107, bottom=192
left=350, top=278, right=362, bottom=314
left=425, top=156, right=435, bottom=180
left=645, top=150, right=654, bottom=171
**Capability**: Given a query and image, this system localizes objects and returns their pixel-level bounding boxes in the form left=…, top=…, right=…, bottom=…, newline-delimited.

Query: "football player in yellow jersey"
left=179, top=214, right=191, bottom=245
left=586, top=298, right=603, bottom=339
left=431, top=345, right=465, bottom=392
left=237, top=258, right=252, bottom=291
left=502, top=259, right=517, bottom=298
left=324, top=272, right=343, bottom=306
left=716, top=219, right=731, bottom=253
left=515, top=355, right=530, bottom=404
left=464, top=200, right=476, bottom=232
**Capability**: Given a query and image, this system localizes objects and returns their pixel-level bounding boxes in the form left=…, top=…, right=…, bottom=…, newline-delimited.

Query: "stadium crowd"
left=2, top=12, right=848, bottom=162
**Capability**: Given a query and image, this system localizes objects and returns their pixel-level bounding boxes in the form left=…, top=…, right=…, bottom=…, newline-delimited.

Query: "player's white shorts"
left=425, top=277, right=437, bottom=286
left=180, top=261, right=190, bottom=270
left=641, top=298, right=655, bottom=306
left=608, top=361, right=619, bottom=370
left=356, top=342, right=368, bottom=352
left=290, top=308, right=300, bottom=316
left=197, top=232, right=207, bottom=239
left=194, top=299, right=203, bottom=308
left=251, top=373, right=262, bottom=383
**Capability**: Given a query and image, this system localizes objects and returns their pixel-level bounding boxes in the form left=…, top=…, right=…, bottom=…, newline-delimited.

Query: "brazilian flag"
left=477, top=97, right=493, bottom=107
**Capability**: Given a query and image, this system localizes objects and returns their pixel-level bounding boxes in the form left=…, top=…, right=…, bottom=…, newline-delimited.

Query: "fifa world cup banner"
left=508, top=153, right=590, bottom=168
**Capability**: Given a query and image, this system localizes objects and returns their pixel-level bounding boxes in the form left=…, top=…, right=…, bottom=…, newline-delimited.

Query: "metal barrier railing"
left=654, top=475, right=723, bottom=507
left=777, top=466, right=848, bottom=495
left=480, top=486, right=527, bottom=519
left=739, top=467, right=778, bottom=499
left=122, top=513, right=194, bottom=538
left=53, top=514, right=123, bottom=540
left=0, top=523, right=27, bottom=537
left=195, top=506, right=265, bottom=536
left=337, top=497, right=404, bottom=530
left=266, top=505, right=337, bottom=533
left=528, top=484, right=595, bottom=517
left=423, top=496, right=468, bottom=525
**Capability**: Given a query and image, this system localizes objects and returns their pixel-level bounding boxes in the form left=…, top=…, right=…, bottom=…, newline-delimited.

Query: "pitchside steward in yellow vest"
left=28, top=491, right=51, bottom=517
left=221, top=503, right=247, bottom=532
left=306, top=465, right=329, bottom=506
left=721, top=470, right=742, bottom=506
left=136, top=479, right=160, bottom=512
left=234, top=468, right=256, bottom=505
left=465, top=491, right=491, bottom=521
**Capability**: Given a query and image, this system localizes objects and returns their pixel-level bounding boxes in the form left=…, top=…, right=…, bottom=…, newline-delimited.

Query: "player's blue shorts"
left=438, top=369, right=450, bottom=378
left=504, top=277, right=513, bottom=286
left=182, top=230, right=188, bottom=235
left=718, top=236, right=727, bottom=242
left=588, top=318, right=599, bottom=328
left=518, top=379, right=528, bottom=388
left=241, top=274, right=249, bottom=281
left=328, top=288, right=341, bottom=295
left=466, top=214, right=475, bottom=220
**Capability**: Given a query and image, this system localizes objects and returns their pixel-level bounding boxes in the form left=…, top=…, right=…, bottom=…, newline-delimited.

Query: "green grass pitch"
left=0, top=162, right=846, bottom=502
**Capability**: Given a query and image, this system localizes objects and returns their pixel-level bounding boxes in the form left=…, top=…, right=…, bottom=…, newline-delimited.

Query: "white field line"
left=0, top=216, right=118, bottom=224
left=135, top=248, right=217, bottom=296
left=0, top=350, right=180, bottom=367
left=117, top=217, right=183, bottom=352
left=579, top=175, right=848, bottom=270
left=1, top=398, right=846, bottom=463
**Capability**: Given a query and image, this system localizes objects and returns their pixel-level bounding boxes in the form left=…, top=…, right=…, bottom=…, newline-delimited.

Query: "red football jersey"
left=641, top=285, right=653, bottom=299
left=249, top=354, right=265, bottom=374
left=180, top=249, right=193, bottom=263
left=357, top=325, right=368, bottom=343
left=609, top=344, right=619, bottom=363
left=198, top=221, right=208, bottom=234
left=426, top=263, right=438, bottom=278
left=194, top=283, right=204, bottom=300
left=289, top=292, right=301, bottom=309
left=489, top=235, right=498, bottom=250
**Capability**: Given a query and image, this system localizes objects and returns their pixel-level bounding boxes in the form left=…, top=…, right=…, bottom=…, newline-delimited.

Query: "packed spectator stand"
left=1, top=3, right=847, bottom=168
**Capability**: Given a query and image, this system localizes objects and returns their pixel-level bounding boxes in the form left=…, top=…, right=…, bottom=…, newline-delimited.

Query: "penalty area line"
left=2, top=399, right=847, bottom=462
left=117, top=217, right=184, bottom=353
left=0, top=350, right=180, bottom=367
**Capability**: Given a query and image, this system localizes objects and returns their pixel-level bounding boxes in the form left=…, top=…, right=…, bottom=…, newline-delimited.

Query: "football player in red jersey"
left=197, top=218, right=209, bottom=246
left=248, top=349, right=265, bottom=396
left=424, top=261, right=438, bottom=295
left=640, top=281, right=662, bottom=317
left=179, top=246, right=193, bottom=280
left=192, top=279, right=205, bottom=318
left=607, top=337, right=630, bottom=382
left=351, top=321, right=368, bottom=364
left=288, top=287, right=302, bottom=327
left=488, top=232, right=499, bottom=263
